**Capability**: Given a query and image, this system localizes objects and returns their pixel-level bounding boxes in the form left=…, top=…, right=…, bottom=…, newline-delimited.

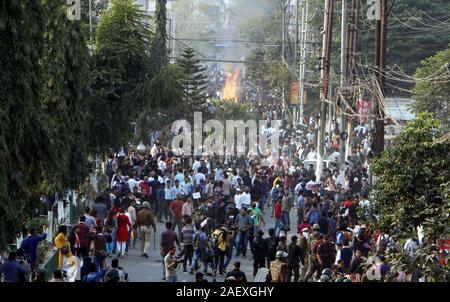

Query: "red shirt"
left=170, top=199, right=184, bottom=219
left=140, top=181, right=151, bottom=197
left=274, top=202, right=282, bottom=219
left=344, top=200, right=353, bottom=208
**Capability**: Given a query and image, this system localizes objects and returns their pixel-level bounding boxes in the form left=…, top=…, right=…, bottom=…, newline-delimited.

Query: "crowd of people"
left=0, top=115, right=430, bottom=283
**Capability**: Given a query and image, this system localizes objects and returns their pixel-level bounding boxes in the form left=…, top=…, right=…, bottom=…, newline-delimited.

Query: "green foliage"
left=411, top=48, right=450, bottom=129
left=371, top=112, right=450, bottom=279
left=41, top=0, right=93, bottom=191
left=150, top=0, right=169, bottom=75
left=91, top=0, right=152, bottom=150
left=178, top=47, right=208, bottom=118
left=0, top=0, right=52, bottom=249
left=213, top=100, right=258, bottom=123
left=0, top=0, right=94, bottom=249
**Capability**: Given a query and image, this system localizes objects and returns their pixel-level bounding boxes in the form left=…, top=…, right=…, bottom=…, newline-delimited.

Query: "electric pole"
left=316, top=0, right=334, bottom=181
left=339, top=0, right=347, bottom=170
left=298, top=0, right=309, bottom=127
left=374, top=0, right=387, bottom=154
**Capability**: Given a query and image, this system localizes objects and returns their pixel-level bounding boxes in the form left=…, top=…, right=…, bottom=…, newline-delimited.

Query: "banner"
left=358, top=100, right=371, bottom=123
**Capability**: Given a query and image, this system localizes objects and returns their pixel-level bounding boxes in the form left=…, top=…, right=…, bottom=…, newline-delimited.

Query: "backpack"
left=193, top=232, right=207, bottom=250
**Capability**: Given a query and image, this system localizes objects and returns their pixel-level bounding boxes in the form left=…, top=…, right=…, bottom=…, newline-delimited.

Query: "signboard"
left=192, top=192, right=201, bottom=200
left=291, top=82, right=299, bottom=105
left=358, top=100, right=371, bottom=123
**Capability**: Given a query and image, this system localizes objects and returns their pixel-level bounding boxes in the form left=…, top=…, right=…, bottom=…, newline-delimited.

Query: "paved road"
left=104, top=207, right=298, bottom=282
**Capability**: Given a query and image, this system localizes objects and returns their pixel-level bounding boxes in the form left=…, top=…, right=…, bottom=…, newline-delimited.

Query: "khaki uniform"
left=269, top=259, right=287, bottom=282
left=136, top=208, right=156, bottom=254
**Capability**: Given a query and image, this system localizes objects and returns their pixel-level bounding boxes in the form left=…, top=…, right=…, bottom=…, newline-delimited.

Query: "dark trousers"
left=180, top=245, right=194, bottom=271
left=253, top=257, right=266, bottom=277
left=287, top=262, right=300, bottom=282
left=158, top=200, right=170, bottom=221
left=214, top=248, right=225, bottom=274
left=80, top=246, right=89, bottom=259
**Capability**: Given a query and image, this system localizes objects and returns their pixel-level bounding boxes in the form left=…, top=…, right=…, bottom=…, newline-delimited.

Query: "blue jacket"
left=0, top=261, right=27, bottom=282
left=20, top=234, right=47, bottom=263
left=82, top=269, right=107, bottom=282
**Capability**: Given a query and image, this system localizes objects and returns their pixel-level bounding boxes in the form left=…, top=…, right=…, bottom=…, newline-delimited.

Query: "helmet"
left=276, top=251, right=288, bottom=259
left=312, top=224, right=320, bottom=231
left=321, top=268, right=333, bottom=278
left=319, top=275, right=331, bottom=282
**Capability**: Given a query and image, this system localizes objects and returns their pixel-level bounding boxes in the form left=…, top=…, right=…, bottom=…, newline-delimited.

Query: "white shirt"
left=239, top=192, right=251, bottom=208
left=127, top=178, right=140, bottom=192
left=194, top=172, right=206, bottom=185
left=181, top=182, right=193, bottom=196
left=174, top=173, right=185, bottom=184
left=164, top=187, right=176, bottom=200
left=214, top=168, right=223, bottom=182
left=158, top=160, right=167, bottom=172
left=294, top=183, right=303, bottom=195
left=235, top=193, right=242, bottom=209
left=172, top=186, right=182, bottom=197
left=232, top=176, right=242, bottom=189
left=150, top=145, right=158, bottom=158
left=192, top=161, right=201, bottom=173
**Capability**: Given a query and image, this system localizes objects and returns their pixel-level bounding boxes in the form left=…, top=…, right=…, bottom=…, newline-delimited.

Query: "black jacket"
left=287, top=242, right=302, bottom=266
left=252, top=237, right=269, bottom=259
left=225, top=269, right=247, bottom=282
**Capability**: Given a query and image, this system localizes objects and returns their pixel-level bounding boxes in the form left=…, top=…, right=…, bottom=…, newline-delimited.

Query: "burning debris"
left=222, top=66, right=240, bottom=102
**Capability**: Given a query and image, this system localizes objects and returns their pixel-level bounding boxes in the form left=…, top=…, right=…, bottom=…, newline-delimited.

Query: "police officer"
left=267, top=251, right=288, bottom=282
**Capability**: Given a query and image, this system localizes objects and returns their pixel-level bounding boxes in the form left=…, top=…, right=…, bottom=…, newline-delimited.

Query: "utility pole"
left=374, top=0, right=387, bottom=154
left=316, top=0, right=334, bottom=181
left=298, top=0, right=309, bottom=127
left=344, top=0, right=359, bottom=162
left=339, top=0, right=347, bottom=169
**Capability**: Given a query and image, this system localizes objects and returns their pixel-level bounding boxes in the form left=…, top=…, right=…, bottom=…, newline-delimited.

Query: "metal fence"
left=41, top=250, right=59, bottom=281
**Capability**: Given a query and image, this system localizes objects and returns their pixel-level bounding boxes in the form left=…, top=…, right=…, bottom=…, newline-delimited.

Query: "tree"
left=149, top=0, right=169, bottom=75
left=135, top=64, right=185, bottom=144
left=213, top=100, right=258, bottom=124
left=411, top=48, right=450, bottom=129
left=41, top=0, right=93, bottom=192
left=0, top=0, right=54, bottom=248
left=371, top=112, right=450, bottom=281
left=91, top=0, right=152, bottom=151
left=178, top=47, right=208, bottom=119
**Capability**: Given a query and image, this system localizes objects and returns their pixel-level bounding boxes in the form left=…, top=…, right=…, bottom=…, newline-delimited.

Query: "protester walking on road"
left=251, top=230, right=268, bottom=277
left=116, top=208, right=131, bottom=258
left=160, top=222, right=180, bottom=280
left=136, top=201, right=156, bottom=258
left=286, top=235, right=301, bottom=282
left=170, top=193, right=185, bottom=239
left=235, top=208, right=253, bottom=257
left=180, top=216, right=195, bottom=272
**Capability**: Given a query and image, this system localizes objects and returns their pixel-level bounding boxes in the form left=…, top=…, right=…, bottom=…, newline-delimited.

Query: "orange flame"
left=222, top=66, right=240, bottom=102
